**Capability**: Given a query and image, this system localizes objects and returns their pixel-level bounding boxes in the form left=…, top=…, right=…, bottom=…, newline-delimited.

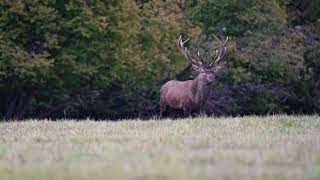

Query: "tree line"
left=0, top=0, right=319, bottom=119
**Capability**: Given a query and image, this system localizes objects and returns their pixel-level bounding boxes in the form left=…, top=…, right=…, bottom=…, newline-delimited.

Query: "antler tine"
left=212, top=33, right=222, bottom=43
left=182, top=37, right=190, bottom=45
left=197, top=51, right=205, bottom=67
left=211, top=50, right=219, bottom=65
left=209, top=34, right=229, bottom=67
left=224, top=36, right=229, bottom=45
left=177, top=35, right=202, bottom=66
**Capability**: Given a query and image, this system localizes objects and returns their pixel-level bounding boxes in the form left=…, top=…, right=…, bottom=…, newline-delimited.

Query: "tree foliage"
left=0, top=0, right=319, bottom=119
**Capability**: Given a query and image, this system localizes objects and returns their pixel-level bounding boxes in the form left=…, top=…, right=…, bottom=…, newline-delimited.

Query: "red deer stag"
left=160, top=34, right=228, bottom=116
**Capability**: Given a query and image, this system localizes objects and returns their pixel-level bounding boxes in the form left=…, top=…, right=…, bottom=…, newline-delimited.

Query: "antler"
left=209, top=33, right=229, bottom=67
left=177, top=34, right=228, bottom=68
left=177, top=35, right=202, bottom=67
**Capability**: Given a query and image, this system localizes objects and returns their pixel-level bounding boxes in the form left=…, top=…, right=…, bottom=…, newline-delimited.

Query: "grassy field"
left=0, top=115, right=320, bottom=180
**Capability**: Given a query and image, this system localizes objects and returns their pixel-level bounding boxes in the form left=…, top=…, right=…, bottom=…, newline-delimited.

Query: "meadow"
left=0, top=115, right=320, bottom=180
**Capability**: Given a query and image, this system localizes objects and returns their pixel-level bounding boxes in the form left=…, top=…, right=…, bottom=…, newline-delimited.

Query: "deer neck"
left=192, top=75, right=212, bottom=105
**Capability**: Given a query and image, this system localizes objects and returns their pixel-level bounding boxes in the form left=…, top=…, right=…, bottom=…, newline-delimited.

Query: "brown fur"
left=160, top=74, right=212, bottom=116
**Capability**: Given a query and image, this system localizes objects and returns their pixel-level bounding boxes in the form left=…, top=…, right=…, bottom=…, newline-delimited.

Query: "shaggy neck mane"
left=193, top=75, right=212, bottom=105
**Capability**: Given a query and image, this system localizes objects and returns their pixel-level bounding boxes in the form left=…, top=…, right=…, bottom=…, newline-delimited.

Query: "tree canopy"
left=0, top=0, right=319, bottom=119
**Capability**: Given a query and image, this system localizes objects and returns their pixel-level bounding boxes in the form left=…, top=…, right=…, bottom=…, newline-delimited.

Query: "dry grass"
left=0, top=115, right=320, bottom=180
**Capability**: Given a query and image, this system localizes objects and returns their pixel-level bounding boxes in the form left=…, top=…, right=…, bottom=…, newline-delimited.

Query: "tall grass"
left=0, top=115, right=320, bottom=179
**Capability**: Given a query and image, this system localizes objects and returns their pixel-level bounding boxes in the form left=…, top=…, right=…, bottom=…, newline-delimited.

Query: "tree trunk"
left=15, top=94, right=35, bottom=119
left=5, top=95, right=18, bottom=119
left=39, top=99, right=73, bottom=119
left=4, top=90, right=37, bottom=120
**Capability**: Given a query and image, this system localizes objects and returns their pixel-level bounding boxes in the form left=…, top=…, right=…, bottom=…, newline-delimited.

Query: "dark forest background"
left=0, top=0, right=320, bottom=120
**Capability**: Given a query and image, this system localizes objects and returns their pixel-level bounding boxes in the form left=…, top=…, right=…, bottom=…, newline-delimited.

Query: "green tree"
left=1, top=0, right=319, bottom=119
left=82, top=0, right=201, bottom=118
left=184, top=0, right=287, bottom=36
left=0, top=0, right=200, bottom=119
left=0, top=0, right=143, bottom=119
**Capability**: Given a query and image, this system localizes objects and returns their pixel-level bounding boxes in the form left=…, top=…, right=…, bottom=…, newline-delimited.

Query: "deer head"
left=177, top=34, right=229, bottom=84
left=160, top=33, right=229, bottom=116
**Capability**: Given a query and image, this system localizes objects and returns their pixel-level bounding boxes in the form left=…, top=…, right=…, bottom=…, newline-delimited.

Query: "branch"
left=5, top=95, right=18, bottom=119
left=39, top=98, right=73, bottom=119
left=160, top=64, right=193, bottom=85
left=312, top=78, right=320, bottom=96
left=175, top=64, right=192, bottom=79
left=38, top=89, right=99, bottom=119
left=15, top=93, right=36, bottom=119
left=266, top=95, right=289, bottom=115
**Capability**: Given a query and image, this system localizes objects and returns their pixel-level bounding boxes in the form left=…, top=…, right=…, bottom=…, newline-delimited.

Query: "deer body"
left=160, top=75, right=212, bottom=115
left=160, top=33, right=228, bottom=116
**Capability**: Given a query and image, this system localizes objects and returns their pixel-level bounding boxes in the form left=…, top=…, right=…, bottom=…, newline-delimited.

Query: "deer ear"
left=208, top=65, right=222, bottom=72
left=214, top=65, right=222, bottom=72
left=192, top=64, right=202, bottom=72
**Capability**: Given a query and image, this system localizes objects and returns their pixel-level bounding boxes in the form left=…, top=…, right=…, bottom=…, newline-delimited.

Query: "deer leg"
left=199, top=102, right=208, bottom=117
left=160, top=106, right=166, bottom=117
left=160, top=101, right=167, bottom=118
left=183, top=107, right=191, bottom=117
left=199, top=109, right=207, bottom=117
